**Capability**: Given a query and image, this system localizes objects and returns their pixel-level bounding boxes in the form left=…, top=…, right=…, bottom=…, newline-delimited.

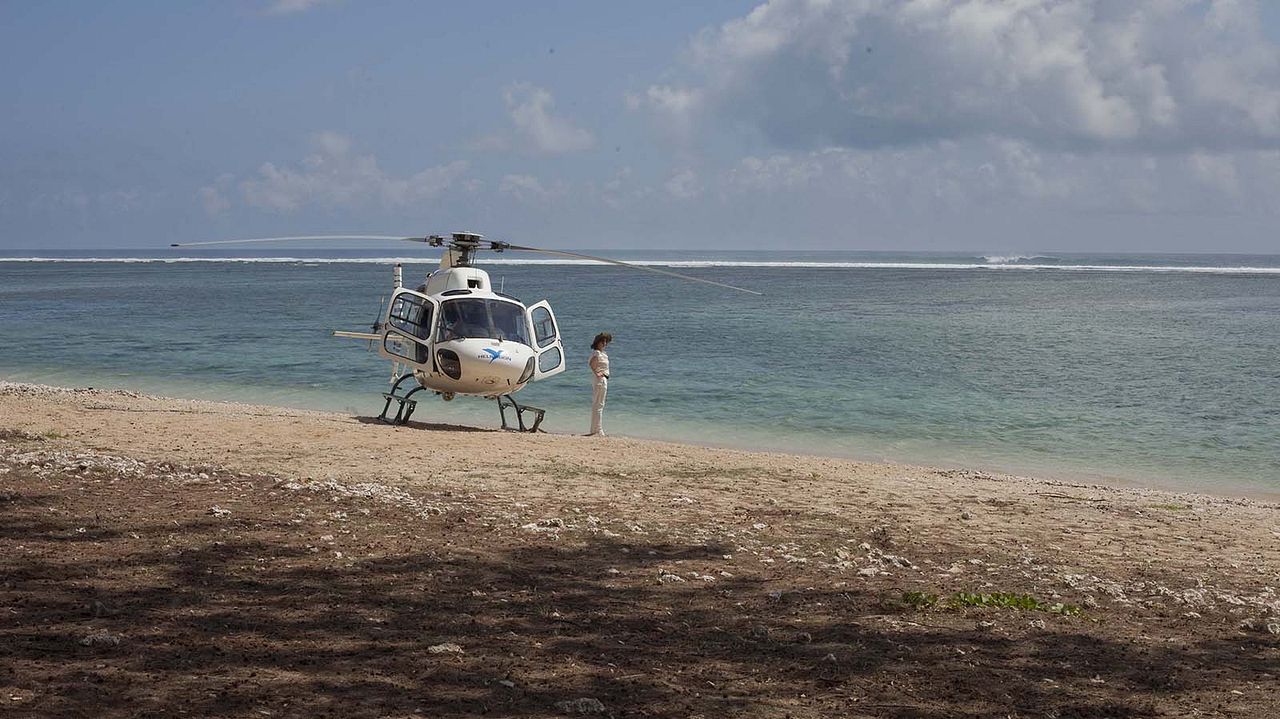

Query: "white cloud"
left=630, top=85, right=704, bottom=139
left=623, top=0, right=1280, bottom=232
left=640, top=0, right=1280, bottom=151
left=232, top=132, right=469, bottom=212
left=499, top=83, right=595, bottom=154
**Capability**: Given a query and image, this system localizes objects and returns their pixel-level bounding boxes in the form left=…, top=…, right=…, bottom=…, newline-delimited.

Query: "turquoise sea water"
left=2, top=249, right=1278, bottom=496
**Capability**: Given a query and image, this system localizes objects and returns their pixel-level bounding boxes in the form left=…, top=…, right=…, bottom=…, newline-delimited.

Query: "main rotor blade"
left=170, top=235, right=428, bottom=247
left=500, top=244, right=763, bottom=296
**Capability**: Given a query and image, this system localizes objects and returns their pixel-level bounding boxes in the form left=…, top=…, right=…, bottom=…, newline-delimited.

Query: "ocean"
left=2, top=248, right=1278, bottom=496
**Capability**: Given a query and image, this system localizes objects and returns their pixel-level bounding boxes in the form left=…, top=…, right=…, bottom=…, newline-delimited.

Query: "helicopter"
left=171, top=232, right=760, bottom=431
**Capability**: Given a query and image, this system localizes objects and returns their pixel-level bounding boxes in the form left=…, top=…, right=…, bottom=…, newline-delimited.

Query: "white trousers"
left=590, top=377, right=608, bottom=435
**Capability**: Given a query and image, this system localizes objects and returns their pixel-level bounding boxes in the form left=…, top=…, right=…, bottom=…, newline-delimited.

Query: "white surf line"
left=4, top=257, right=1280, bottom=274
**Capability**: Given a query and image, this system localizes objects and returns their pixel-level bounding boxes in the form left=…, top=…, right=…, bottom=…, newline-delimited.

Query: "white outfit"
left=589, top=349, right=610, bottom=435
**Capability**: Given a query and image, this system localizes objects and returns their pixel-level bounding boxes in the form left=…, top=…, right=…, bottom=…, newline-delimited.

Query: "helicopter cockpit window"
left=388, top=294, right=433, bottom=340
left=437, top=299, right=532, bottom=345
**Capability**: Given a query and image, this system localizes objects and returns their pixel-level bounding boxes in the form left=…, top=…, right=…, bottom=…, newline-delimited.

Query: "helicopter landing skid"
left=497, top=394, right=546, bottom=433
left=378, top=374, right=426, bottom=426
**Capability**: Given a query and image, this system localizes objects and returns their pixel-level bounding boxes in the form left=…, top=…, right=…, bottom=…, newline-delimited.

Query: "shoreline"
left=3, top=377, right=1276, bottom=503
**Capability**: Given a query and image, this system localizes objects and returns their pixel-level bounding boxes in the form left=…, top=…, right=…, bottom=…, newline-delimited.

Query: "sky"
left=2, top=0, right=1280, bottom=253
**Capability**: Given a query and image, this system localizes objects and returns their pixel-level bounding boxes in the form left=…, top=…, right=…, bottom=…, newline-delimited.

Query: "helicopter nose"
left=454, top=341, right=533, bottom=389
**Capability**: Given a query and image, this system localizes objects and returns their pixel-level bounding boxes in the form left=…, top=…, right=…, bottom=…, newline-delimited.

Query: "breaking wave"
left=981, top=254, right=1061, bottom=264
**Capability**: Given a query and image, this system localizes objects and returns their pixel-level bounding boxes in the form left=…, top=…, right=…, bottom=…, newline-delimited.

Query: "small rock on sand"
left=427, top=642, right=464, bottom=654
left=79, top=630, right=122, bottom=647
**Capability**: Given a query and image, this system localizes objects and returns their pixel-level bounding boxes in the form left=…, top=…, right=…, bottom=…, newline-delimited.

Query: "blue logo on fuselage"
left=481, top=348, right=504, bottom=363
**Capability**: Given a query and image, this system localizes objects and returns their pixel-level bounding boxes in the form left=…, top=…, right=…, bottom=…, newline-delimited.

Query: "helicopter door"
left=377, top=291, right=437, bottom=368
left=527, top=300, right=566, bottom=379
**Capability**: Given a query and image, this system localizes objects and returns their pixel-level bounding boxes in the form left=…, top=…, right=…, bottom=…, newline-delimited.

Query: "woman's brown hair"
left=591, top=332, right=613, bottom=350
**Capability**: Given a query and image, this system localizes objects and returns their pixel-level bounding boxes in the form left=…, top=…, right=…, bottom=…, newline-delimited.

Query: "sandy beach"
left=1, top=381, right=1277, bottom=717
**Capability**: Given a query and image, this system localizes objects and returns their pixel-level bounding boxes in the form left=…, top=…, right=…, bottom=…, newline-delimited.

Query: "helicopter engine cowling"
left=418, top=338, right=536, bottom=397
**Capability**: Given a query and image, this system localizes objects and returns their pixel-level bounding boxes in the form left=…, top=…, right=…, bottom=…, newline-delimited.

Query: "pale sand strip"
left=2, top=381, right=1277, bottom=621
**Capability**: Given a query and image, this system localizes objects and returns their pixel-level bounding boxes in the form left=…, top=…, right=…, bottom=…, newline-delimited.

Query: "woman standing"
left=587, top=332, right=612, bottom=436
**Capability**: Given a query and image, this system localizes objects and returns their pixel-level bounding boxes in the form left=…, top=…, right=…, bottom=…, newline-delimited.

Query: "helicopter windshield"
left=438, top=298, right=531, bottom=344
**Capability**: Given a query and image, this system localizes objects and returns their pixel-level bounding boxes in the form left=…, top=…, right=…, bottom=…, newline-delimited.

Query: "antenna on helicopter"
left=171, top=232, right=763, bottom=295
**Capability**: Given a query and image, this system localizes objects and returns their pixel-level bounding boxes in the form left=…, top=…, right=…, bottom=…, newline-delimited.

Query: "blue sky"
left=3, top=0, right=1279, bottom=252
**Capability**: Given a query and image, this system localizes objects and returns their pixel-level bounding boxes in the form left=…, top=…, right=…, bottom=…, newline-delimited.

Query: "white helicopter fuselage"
left=408, top=336, right=536, bottom=396
left=363, top=250, right=567, bottom=399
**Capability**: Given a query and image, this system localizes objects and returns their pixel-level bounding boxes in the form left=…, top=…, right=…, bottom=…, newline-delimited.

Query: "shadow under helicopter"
left=351, top=415, right=496, bottom=432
